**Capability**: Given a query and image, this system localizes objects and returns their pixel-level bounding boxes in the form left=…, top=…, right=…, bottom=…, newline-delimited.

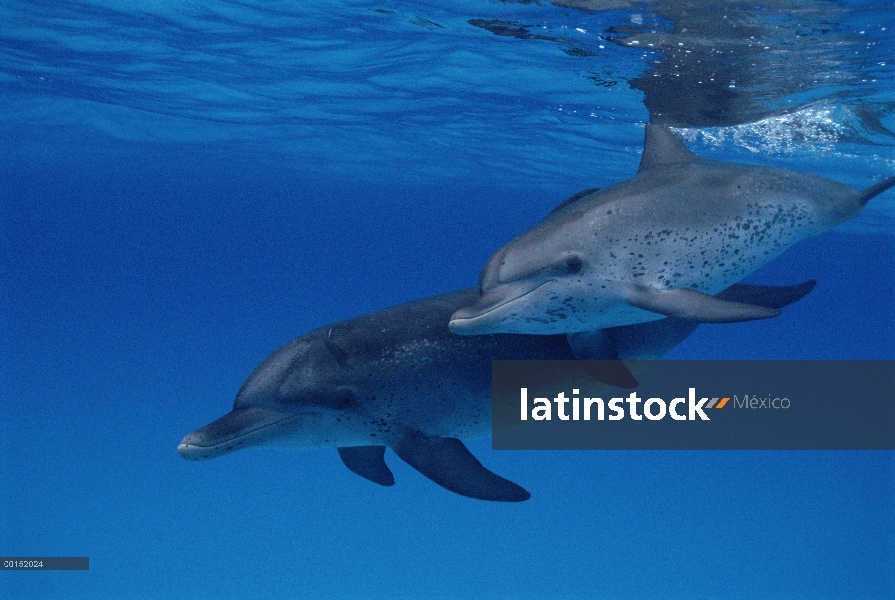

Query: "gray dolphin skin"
left=448, top=125, right=895, bottom=336
left=179, top=281, right=814, bottom=501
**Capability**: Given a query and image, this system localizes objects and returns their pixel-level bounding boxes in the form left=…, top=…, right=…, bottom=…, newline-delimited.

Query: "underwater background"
left=2, top=0, right=894, bottom=598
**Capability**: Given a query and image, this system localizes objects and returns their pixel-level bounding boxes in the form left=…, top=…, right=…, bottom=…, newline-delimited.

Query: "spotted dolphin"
left=178, top=281, right=813, bottom=501
left=448, top=125, right=894, bottom=336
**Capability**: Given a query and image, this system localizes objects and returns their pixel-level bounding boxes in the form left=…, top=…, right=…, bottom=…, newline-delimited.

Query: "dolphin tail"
left=394, top=431, right=530, bottom=502
left=858, top=175, right=895, bottom=206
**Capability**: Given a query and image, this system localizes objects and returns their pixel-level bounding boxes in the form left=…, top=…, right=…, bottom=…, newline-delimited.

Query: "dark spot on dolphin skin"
left=546, top=306, right=568, bottom=319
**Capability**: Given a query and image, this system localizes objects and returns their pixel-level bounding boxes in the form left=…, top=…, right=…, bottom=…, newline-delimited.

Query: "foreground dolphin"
left=449, top=125, right=895, bottom=335
left=179, top=281, right=813, bottom=501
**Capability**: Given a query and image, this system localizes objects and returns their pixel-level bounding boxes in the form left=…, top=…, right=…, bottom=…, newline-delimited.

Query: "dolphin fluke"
left=858, top=175, right=895, bottom=207
left=338, top=446, right=395, bottom=487
left=394, top=432, right=531, bottom=502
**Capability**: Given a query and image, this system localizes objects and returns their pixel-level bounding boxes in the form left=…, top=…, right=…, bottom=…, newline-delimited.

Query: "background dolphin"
left=179, top=281, right=814, bottom=502
left=449, top=125, right=895, bottom=336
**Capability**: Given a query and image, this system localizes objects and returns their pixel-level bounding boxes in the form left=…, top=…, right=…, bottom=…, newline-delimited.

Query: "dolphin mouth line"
left=452, top=279, right=556, bottom=323
left=178, top=411, right=300, bottom=456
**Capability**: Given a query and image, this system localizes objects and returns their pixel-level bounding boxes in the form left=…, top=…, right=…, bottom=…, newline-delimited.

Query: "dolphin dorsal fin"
left=858, top=175, right=895, bottom=207
left=637, top=124, right=701, bottom=173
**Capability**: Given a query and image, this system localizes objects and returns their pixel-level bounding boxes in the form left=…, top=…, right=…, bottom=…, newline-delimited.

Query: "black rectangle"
left=1, top=557, right=89, bottom=570
left=492, top=360, right=895, bottom=450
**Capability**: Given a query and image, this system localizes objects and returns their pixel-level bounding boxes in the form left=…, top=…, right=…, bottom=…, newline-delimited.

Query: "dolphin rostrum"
left=448, top=125, right=894, bottom=336
left=179, top=281, right=814, bottom=501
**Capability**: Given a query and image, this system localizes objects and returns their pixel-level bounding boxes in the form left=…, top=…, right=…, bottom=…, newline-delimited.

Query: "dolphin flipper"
left=716, top=280, right=817, bottom=309
left=626, top=285, right=781, bottom=322
left=394, top=432, right=530, bottom=502
left=610, top=280, right=817, bottom=360
left=338, top=446, right=395, bottom=487
left=566, top=331, right=639, bottom=388
left=568, top=329, right=616, bottom=359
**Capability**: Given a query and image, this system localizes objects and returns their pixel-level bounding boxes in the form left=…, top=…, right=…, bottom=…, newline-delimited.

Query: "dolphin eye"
left=565, top=256, right=583, bottom=274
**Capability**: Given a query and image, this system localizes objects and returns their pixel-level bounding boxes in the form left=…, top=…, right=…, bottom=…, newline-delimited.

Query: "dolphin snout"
left=177, top=434, right=212, bottom=461
left=449, top=279, right=554, bottom=335
left=177, top=407, right=296, bottom=460
left=177, top=428, right=238, bottom=461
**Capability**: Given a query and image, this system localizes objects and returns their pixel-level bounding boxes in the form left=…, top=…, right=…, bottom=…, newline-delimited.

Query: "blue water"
left=2, top=0, right=894, bottom=598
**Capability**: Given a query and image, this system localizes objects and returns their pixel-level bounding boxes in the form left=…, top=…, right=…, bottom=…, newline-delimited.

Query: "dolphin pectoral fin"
left=608, top=281, right=817, bottom=360
left=338, top=446, right=395, bottom=487
left=582, top=360, right=638, bottom=389
left=394, top=433, right=530, bottom=502
left=716, top=280, right=816, bottom=309
left=627, top=286, right=781, bottom=322
left=566, top=331, right=639, bottom=389
left=567, top=329, right=617, bottom=360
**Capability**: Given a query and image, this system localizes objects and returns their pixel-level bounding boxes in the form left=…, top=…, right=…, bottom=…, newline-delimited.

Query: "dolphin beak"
left=177, top=406, right=296, bottom=460
left=448, top=279, right=553, bottom=335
